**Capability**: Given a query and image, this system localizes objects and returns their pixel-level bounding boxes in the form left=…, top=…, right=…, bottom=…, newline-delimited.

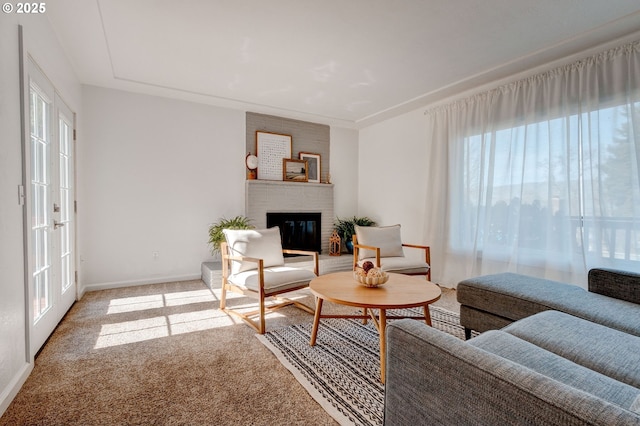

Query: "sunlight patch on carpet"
left=95, top=308, right=239, bottom=349
left=106, top=289, right=217, bottom=314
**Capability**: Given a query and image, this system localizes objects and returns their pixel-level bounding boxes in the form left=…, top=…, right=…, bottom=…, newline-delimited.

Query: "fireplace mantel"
left=245, top=180, right=334, bottom=254
left=246, top=180, right=333, bottom=189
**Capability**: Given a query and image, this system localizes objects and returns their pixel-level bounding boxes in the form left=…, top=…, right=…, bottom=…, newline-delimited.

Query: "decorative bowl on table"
left=353, top=266, right=389, bottom=287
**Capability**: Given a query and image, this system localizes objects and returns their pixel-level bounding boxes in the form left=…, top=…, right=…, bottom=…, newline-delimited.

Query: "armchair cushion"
left=223, top=227, right=285, bottom=274
left=227, top=266, right=317, bottom=293
left=357, top=256, right=430, bottom=275
left=355, top=224, right=404, bottom=260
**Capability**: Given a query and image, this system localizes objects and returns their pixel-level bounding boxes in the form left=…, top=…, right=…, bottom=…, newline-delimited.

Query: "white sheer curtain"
left=424, top=40, right=640, bottom=288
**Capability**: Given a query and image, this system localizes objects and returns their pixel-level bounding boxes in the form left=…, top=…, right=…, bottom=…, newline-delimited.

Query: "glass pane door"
left=27, top=58, right=77, bottom=356
left=56, top=98, right=76, bottom=307
left=30, top=82, right=52, bottom=323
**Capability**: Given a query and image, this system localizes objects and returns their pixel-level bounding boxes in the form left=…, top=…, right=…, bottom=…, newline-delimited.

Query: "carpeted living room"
left=0, top=278, right=463, bottom=425
left=2, top=2, right=640, bottom=425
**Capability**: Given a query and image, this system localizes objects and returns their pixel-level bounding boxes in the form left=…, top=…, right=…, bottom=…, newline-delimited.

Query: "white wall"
left=0, top=13, right=82, bottom=415
left=358, top=109, right=430, bottom=243
left=79, top=91, right=357, bottom=290
left=79, top=86, right=245, bottom=290
left=0, top=15, right=28, bottom=416
left=330, top=127, right=359, bottom=218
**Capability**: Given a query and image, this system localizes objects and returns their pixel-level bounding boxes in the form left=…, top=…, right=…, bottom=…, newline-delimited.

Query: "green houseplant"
left=208, top=215, right=254, bottom=256
left=333, top=216, right=377, bottom=253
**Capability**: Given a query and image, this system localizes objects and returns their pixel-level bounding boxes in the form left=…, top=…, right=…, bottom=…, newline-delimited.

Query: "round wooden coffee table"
left=309, top=271, right=441, bottom=383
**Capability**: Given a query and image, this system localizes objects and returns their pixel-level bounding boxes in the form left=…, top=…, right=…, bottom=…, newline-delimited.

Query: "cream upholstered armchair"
left=220, top=227, right=318, bottom=334
left=352, top=224, right=431, bottom=280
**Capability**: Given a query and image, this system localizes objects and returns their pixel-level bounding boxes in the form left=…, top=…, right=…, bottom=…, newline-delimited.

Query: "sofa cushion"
left=502, top=310, right=640, bottom=389
left=457, top=272, right=640, bottom=337
left=355, top=224, right=404, bottom=260
left=469, top=330, right=640, bottom=411
left=457, top=273, right=585, bottom=319
left=223, top=227, right=285, bottom=274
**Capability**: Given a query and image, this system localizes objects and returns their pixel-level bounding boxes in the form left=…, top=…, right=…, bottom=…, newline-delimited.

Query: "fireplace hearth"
left=267, top=212, right=322, bottom=254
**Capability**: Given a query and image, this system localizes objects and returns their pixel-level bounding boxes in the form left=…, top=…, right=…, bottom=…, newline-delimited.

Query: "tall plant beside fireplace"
left=208, top=216, right=254, bottom=256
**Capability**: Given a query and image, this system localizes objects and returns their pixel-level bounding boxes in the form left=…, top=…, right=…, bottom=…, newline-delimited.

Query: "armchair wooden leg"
left=220, top=281, right=227, bottom=309
left=258, top=293, right=266, bottom=334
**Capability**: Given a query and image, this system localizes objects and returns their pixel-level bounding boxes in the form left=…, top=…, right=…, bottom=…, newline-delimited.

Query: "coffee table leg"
left=310, top=297, right=324, bottom=346
left=379, top=309, right=387, bottom=384
left=424, top=304, right=432, bottom=326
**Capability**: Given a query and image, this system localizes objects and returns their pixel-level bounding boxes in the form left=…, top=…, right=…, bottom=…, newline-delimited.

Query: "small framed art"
left=283, top=159, right=308, bottom=182
left=299, top=152, right=321, bottom=183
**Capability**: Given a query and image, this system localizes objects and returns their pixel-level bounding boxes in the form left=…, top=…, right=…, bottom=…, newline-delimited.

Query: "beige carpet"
left=0, top=280, right=459, bottom=425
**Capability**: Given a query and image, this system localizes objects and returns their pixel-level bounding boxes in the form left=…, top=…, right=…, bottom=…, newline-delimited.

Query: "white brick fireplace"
left=245, top=180, right=334, bottom=254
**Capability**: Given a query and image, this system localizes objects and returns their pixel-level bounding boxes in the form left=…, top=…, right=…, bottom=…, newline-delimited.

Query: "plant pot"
left=345, top=240, right=354, bottom=254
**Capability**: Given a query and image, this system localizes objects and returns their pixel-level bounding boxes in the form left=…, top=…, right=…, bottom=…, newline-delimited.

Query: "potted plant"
left=333, top=216, right=377, bottom=253
left=208, top=215, right=254, bottom=256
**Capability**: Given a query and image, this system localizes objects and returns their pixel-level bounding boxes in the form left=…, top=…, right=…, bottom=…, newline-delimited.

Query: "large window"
left=425, top=41, right=640, bottom=285
left=458, top=104, right=640, bottom=265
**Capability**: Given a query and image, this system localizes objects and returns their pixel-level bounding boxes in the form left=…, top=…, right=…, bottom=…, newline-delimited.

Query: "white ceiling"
left=47, top=0, right=640, bottom=128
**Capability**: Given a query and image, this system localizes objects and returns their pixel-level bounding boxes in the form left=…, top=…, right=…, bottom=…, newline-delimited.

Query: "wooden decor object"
left=329, top=230, right=341, bottom=256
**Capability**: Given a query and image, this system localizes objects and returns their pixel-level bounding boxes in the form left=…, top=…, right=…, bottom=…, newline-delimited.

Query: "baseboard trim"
left=0, top=361, right=33, bottom=417
left=82, top=274, right=202, bottom=293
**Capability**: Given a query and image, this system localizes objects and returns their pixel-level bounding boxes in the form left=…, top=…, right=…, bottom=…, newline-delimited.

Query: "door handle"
left=54, top=220, right=65, bottom=229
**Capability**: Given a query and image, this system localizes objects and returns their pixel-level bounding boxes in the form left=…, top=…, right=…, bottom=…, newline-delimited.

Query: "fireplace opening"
left=267, top=212, right=322, bottom=255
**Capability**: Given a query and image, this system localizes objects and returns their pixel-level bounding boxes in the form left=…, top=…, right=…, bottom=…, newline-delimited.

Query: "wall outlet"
left=152, top=251, right=159, bottom=260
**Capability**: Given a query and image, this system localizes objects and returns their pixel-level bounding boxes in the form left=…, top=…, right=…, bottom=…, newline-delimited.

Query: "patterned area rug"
left=256, top=306, right=474, bottom=426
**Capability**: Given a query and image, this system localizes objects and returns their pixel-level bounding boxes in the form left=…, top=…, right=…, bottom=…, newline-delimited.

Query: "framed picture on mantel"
left=283, top=159, right=308, bottom=182
left=299, top=152, right=321, bottom=183
left=256, top=131, right=292, bottom=181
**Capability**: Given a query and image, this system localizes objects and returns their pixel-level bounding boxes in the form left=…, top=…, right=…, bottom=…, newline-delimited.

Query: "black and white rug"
left=256, top=306, right=472, bottom=426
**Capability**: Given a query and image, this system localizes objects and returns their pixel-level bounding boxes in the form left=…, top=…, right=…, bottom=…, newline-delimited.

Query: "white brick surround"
left=245, top=180, right=334, bottom=254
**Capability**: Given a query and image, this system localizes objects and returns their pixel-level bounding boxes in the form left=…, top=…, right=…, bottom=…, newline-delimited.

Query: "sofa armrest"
left=588, top=268, right=640, bottom=304
left=384, top=320, right=640, bottom=425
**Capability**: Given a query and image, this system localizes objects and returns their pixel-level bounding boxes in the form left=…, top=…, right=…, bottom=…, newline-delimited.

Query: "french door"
left=26, top=58, right=77, bottom=356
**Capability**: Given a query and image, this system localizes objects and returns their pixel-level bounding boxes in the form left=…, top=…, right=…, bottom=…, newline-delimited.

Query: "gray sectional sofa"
left=384, top=269, right=640, bottom=425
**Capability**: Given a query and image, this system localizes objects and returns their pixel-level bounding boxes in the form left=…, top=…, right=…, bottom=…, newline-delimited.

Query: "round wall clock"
left=245, top=153, right=258, bottom=179
left=246, top=153, right=258, bottom=170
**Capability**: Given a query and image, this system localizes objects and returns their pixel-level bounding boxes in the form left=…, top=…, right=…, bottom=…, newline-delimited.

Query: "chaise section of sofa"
left=501, top=311, right=640, bottom=389
left=384, top=317, right=640, bottom=426
left=457, top=269, right=640, bottom=338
